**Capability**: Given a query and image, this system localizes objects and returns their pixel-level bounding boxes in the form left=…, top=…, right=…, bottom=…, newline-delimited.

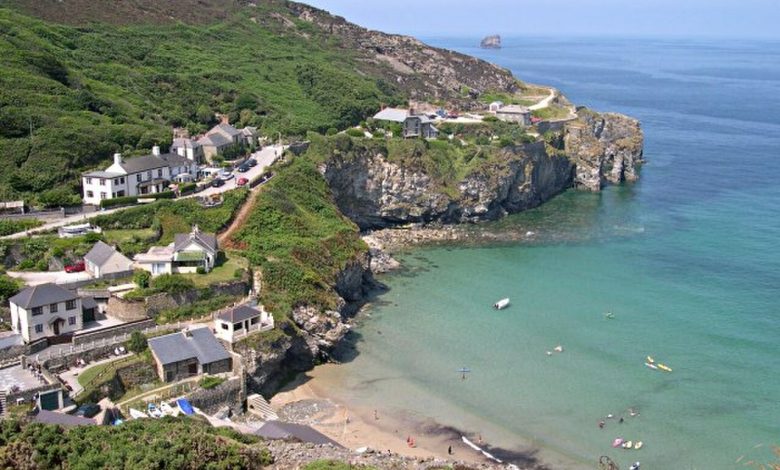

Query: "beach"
left=271, top=365, right=520, bottom=467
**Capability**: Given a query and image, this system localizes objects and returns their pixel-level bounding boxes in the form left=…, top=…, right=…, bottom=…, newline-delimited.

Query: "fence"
left=79, top=354, right=140, bottom=392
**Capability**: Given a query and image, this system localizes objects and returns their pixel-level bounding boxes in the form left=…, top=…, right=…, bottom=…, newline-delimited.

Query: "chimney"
left=152, top=145, right=160, bottom=156
left=113, top=153, right=123, bottom=165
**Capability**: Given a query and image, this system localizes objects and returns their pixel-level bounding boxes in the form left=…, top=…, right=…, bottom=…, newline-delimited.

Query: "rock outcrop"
left=480, top=35, right=502, bottom=49
left=321, top=110, right=642, bottom=230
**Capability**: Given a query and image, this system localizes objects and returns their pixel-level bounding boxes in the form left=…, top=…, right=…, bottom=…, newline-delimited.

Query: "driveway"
left=190, top=145, right=284, bottom=199
left=7, top=270, right=92, bottom=286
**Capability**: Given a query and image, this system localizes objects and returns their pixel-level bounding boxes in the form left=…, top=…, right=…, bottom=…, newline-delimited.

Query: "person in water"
left=448, top=445, right=452, bottom=455
left=598, top=420, right=606, bottom=429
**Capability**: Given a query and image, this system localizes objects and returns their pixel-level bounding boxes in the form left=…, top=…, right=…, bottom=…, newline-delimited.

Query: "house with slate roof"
left=198, top=122, right=258, bottom=161
left=9, top=283, right=85, bottom=343
left=84, top=241, right=133, bottom=280
left=373, top=107, right=439, bottom=139
left=148, top=326, right=232, bottom=382
left=134, top=226, right=218, bottom=276
left=214, top=304, right=274, bottom=343
left=81, top=145, right=198, bottom=205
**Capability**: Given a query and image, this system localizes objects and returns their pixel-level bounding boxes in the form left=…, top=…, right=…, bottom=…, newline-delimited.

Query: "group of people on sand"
left=598, top=408, right=639, bottom=429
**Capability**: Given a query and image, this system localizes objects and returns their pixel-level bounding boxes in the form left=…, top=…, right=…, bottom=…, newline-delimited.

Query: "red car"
left=64, top=261, right=85, bottom=273
left=237, top=177, right=249, bottom=187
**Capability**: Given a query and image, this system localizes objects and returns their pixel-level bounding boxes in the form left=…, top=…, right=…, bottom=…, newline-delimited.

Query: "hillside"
left=0, top=0, right=520, bottom=205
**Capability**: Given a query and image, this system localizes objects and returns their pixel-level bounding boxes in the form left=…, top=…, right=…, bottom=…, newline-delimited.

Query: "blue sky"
left=299, top=0, right=780, bottom=39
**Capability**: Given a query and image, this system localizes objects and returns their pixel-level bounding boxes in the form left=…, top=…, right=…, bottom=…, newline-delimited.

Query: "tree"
left=133, top=270, right=151, bottom=289
left=126, top=331, right=147, bottom=353
left=0, top=275, right=20, bottom=304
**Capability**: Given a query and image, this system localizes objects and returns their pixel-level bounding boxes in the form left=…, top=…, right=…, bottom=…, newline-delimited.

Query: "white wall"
left=11, top=299, right=83, bottom=344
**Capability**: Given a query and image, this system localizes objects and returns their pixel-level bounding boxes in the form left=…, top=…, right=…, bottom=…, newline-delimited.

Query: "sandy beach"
left=271, top=364, right=504, bottom=466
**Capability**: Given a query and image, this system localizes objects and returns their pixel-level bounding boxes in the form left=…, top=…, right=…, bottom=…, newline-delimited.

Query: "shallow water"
left=324, top=37, right=780, bottom=469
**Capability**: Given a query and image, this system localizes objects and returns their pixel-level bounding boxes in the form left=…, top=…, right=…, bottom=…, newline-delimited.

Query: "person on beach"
left=619, top=417, right=624, bottom=424
left=374, top=409, right=379, bottom=420
left=448, top=445, right=453, bottom=455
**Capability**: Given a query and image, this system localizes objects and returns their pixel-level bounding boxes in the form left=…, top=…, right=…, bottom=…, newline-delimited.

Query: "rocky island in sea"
left=481, top=34, right=502, bottom=48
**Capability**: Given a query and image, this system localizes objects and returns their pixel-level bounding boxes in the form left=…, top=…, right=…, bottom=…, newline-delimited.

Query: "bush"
left=233, top=268, right=245, bottom=279
left=133, top=270, right=151, bottom=289
left=325, top=127, right=338, bottom=136
left=126, top=331, right=148, bottom=353
left=345, top=128, right=364, bottom=138
left=100, top=195, right=138, bottom=209
left=150, top=274, right=195, bottom=294
left=198, top=375, right=225, bottom=390
left=0, top=274, right=20, bottom=304
left=37, top=187, right=81, bottom=208
left=195, top=267, right=206, bottom=275
left=0, top=219, right=42, bottom=237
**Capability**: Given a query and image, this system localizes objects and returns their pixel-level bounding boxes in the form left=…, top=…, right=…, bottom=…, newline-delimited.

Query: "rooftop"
left=497, top=104, right=530, bottom=114
left=9, top=283, right=77, bottom=309
left=118, top=154, right=169, bottom=174
left=84, top=241, right=118, bottom=266
left=373, top=107, right=409, bottom=123
left=174, top=227, right=217, bottom=254
left=148, top=327, right=231, bottom=366
left=33, top=409, right=96, bottom=427
left=83, top=170, right=124, bottom=179
left=216, top=304, right=263, bottom=324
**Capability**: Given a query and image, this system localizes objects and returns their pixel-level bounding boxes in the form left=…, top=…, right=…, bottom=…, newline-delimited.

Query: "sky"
left=299, top=0, right=780, bottom=39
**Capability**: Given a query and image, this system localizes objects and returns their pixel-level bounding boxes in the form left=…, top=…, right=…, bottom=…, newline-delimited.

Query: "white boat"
left=493, top=298, right=510, bottom=310
left=159, top=402, right=175, bottom=416
left=129, top=408, right=148, bottom=419
left=147, top=403, right=163, bottom=418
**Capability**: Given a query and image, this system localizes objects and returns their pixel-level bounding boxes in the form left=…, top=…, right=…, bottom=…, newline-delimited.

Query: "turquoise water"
left=327, top=38, right=780, bottom=469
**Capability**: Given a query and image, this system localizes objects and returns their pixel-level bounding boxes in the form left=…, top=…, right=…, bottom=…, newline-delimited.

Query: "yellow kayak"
left=657, top=363, right=673, bottom=372
left=646, top=356, right=655, bottom=363
left=635, top=441, right=644, bottom=450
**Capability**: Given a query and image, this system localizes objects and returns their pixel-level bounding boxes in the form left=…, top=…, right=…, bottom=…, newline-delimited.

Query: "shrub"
left=126, top=331, right=148, bottom=353
left=0, top=219, right=42, bottom=237
left=195, top=267, right=206, bottom=275
left=345, top=128, right=364, bottom=138
left=233, top=268, right=245, bottom=279
left=198, top=375, right=225, bottom=390
left=150, top=274, right=195, bottom=294
left=325, top=127, right=338, bottom=136
left=100, top=195, right=138, bottom=209
left=0, top=274, right=20, bottom=304
left=133, top=270, right=151, bottom=289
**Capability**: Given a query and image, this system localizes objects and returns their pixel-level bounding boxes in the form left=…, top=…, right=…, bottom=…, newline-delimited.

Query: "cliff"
left=318, top=111, right=643, bottom=230
left=481, top=35, right=502, bottom=49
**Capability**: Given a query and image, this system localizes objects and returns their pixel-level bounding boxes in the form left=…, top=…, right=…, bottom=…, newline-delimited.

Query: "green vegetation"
left=0, top=274, right=21, bottom=304
left=0, top=5, right=401, bottom=203
left=75, top=353, right=151, bottom=404
left=304, top=461, right=376, bottom=470
left=180, top=253, right=248, bottom=288
left=198, top=375, right=225, bottom=390
left=532, top=105, right=572, bottom=121
left=0, top=218, right=41, bottom=236
left=127, top=331, right=148, bottom=353
left=235, top=156, right=365, bottom=315
left=0, top=418, right=271, bottom=469
left=155, top=294, right=242, bottom=324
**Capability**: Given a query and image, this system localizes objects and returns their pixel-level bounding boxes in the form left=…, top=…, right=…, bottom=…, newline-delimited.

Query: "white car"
left=220, top=169, right=234, bottom=180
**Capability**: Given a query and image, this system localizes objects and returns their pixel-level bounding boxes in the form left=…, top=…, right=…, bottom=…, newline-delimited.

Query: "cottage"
left=197, top=123, right=257, bottom=161
left=372, top=107, right=439, bottom=139
left=9, top=283, right=86, bottom=343
left=214, top=304, right=274, bottom=343
left=495, top=104, right=531, bottom=126
left=134, top=226, right=218, bottom=276
left=84, top=241, right=133, bottom=280
left=488, top=101, right=504, bottom=113
left=148, top=327, right=232, bottom=383
left=171, top=138, right=204, bottom=163
left=81, top=146, right=198, bottom=206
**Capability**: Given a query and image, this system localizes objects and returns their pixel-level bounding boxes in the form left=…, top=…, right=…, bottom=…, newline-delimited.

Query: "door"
left=188, top=363, right=197, bottom=376
left=52, top=320, right=60, bottom=336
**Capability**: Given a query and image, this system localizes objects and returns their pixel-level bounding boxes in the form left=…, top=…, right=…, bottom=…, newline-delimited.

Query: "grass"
left=179, top=252, right=247, bottom=287
left=532, top=104, right=572, bottom=121
left=102, top=228, right=157, bottom=244
left=198, top=375, right=225, bottom=390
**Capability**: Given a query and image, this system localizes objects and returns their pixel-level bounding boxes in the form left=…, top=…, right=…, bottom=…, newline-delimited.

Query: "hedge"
left=99, top=191, right=176, bottom=208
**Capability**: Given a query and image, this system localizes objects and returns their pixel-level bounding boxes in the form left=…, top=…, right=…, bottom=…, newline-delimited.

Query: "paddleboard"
left=657, top=364, right=673, bottom=372
left=623, top=440, right=634, bottom=449
left=644, top=362, right=658, bottom=370
left=646, top=356, right=655, bottom=363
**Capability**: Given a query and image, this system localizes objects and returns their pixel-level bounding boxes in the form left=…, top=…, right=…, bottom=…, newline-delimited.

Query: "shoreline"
left=270, top=365, right=553, bottom=470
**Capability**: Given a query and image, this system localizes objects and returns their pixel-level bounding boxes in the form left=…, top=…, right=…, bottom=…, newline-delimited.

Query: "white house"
left=495, top=104, right=531, bottom=126
left=9, top=283, right=84, bottom=343
left=171, top=138, right=204, bottom=163
left=214, top=304, right=274, bottom=343
left=84, top=241, right=133, bottom=280
left=373, top=107, right=438, bottom=139
left=134, top=226, right=218, bottom=276
left=488, top=101, right=504, bottom=113
left=81, top=146, right=199, bottom=206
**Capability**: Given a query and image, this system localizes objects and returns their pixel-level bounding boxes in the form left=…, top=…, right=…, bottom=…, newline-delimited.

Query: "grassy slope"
left=0, top=5, right=400, bottom=202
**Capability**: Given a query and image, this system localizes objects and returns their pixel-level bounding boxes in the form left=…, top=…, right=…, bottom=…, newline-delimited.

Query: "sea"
left=322, top=37, right=780, bottom=469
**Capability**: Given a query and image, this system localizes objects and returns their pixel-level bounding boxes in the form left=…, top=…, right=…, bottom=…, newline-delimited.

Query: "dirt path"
left=218, top=187, right=260, bottom=248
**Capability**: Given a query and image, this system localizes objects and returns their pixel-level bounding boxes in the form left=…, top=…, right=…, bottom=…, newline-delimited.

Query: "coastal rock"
left=480, top=34, right=502, bottom=49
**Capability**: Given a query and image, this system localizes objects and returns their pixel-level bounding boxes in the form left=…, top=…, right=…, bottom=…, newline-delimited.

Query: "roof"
left=160, top=152, right=193, bottom=168
left=81, top=296, right=97, bottom=310
left=84, top=241, right=117, bottom=266
left=253, top=421, right=341, bottom=447
left=216, top=305, right=262, bottom=324
left=210, top=123, right=242, bottom=138
left=148, top=327, right=230, bottom=366
left=83, top=171, right=123, bottom=179
left=373, top=107, right=409, bottom=122
left=174, top=228, right=217, bottom=255
left=9, top=283, right=77, bottom=309
left=172, top=138, right=201, bottom=150
left=118, top=155, right=168, bottom=174
left=198, top=133, right=232, bottom=148
left=497, top=104, right=530, bottom=114
left=33, top=410, right=95, bottom=427
left=406, top=114, right=434, bottom=124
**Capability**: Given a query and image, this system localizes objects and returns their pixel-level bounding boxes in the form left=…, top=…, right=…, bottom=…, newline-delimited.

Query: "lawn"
left=102, top=228, right=157, bottom=244
left=179, top=252, right=248, bottom=287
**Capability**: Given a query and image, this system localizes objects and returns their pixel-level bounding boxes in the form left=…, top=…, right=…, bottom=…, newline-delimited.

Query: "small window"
left=250, top=317, right=259, bottom=325
left=86, top=190, right=94, bottom=198
left=68, top=316, right=76, bottom=326
left=221, top=323, right=229, bottom=330
left=32, top=307, right=43, bottom=316
left=114, top=178, right=121, bottom=185
left=65, top=300, right=77, bottom=310
left=85, top=177, right=92, bottom=184
left=99, top=179, right=105, bottom=186
left=49, top=303, right=58, bottom=313
left=146, top=171, right=151, bottom=179
left=136, top=174, right=142, bottom=182
left=34, top=324, right=43, bottom=333
left=157, top=169, right=163, bottom=178
left=120, top=177, right=125, bottom=184
left=100, top=192, right=107, bottom=200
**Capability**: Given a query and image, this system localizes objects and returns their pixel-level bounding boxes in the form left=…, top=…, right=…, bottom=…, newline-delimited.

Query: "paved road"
left=529, top=87, right=556, bottom=111
left=7, top=270, right=92, bottom=286
left=189, top=145, right=283, bottom=199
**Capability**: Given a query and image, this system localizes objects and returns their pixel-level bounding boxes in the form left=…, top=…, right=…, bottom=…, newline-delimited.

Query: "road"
left=529, top=87, right=557, bottom=111
left=7, top=270, right=92, bottom=286
left=0, top=145, right=285, bottom=240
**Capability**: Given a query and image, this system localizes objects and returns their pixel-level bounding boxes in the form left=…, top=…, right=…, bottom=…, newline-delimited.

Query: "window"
left=65, top=300, right=77, bottom=310
left=85, top=177, right=92, bottom=184
left=32, top=307, right=43, bottom=316
left=49, top=303, right=58, bottom=313
left=221, top=323, right=229, bottom=330
left=157, top=169, right=163, bottom=178
left=100, top=192, right=107, bottom=200
left=34, top=324, right=43, bottom=334
left=116, top=190, right=125, bottom=197
left=114, top=178, right=121, bottom=185
left=86, top=191, right=94, bottom=198
left=68, top=316, right=76, bottom=326
left=99, top=179, right=105, bottom=186
left=136, top=174, right=142, bottom=182
left=146, top=171, right=152, bottom=179
left=120, top=177, right=125, bottom=184
left=250, top=317, right=259, bottom=325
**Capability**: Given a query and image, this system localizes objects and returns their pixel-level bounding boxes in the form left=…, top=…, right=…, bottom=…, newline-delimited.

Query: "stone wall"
left=43, top=343, right=125, bottom=373
left=71, top=318, right=155, bottom=346
left=145, top=280, right=249, bottom=317
left=107, top=297, right=147, bottom=321
left=188, top=376, right=243, bottom=415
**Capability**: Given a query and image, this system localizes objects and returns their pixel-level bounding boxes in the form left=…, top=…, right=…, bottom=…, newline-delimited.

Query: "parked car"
left=211, top=178, right=225, bottom=188
left=246, top=158, right=257, bottom=167
left=237, top=164, right=250, bottom=173
left=64, top=261, right=85, bottom=273
left=237, top=177, right=249, bottom=187
left=73, top=403, right=100, bottom=418
left=219, top=169, right=234, bottom=180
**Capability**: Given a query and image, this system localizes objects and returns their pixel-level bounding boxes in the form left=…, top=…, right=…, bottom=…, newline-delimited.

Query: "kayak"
left=623, top=441, right=634, bottom=449
left=644, top=362, right=658, bottom=370
left=657, top=364, right=673, bottom=372
left=635, top=441, right=644, bottom=450
left=177, top=398, right=195, bottom=416
left=612, top=438, right=624, bottom=448
left=129, top=408, right=147, bottom=419
left=646, top=356, right=655, bottom=363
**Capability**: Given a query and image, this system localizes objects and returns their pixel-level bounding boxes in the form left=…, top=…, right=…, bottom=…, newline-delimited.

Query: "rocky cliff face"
left=480, top=35, right=502, bottom=49
left=321, top=111, right=642, bottom=230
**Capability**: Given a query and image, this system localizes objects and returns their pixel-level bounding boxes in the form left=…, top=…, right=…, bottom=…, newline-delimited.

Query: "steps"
left=246, top=393, right=278, bottom=421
